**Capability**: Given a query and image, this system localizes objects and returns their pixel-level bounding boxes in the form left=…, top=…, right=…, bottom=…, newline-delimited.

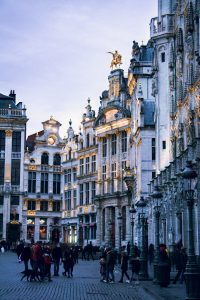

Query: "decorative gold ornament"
left=48, top=135, right=56, bottom=145
left=5, top=130, right=12, bottom=137
left=107, top=50, right=122, bottom=69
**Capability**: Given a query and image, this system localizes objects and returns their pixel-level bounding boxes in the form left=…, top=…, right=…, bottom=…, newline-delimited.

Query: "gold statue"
left=107, top=50, right=122, bottom=69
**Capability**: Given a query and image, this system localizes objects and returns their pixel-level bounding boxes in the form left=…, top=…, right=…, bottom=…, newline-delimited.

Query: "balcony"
left=0, top=108, right=26, bottom=118
left=150, top=14, right=174, bottom=38
left=11, top=185, right=20, bottom=193
left=41, top=165, right=49, bottom=171
left=53, top=166, right=62, bottom=172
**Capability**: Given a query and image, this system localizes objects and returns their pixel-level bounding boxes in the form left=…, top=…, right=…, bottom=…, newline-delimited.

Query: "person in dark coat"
left=173, top=247, right=188, bottom=284
left=62, top=248, right=75, bottom=278
left=105, top=247, right=115, bottom=283
left=52, top=243, right=62, bottom=276
left=20, top=242, right=31, bottom=271
left=16, top=241, right=24, bottom=261
left=126, top=242, right=130, bottom=257
left=119, top=251, right=130, bottom=283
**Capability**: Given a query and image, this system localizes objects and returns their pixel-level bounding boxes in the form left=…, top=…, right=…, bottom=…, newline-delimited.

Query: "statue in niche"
left=177, top=123, right=184, bottom=154
left=186, top=33, right=194, bottom=59
left=186, top=110, right=195, bottom=144
left=131, top=40, right=140, bottom=59
left=151, top=72, right=158, bottom=96
left=176, top=52, right=183, bottom=78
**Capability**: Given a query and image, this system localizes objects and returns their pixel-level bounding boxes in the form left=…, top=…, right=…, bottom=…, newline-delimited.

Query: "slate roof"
left=0, top=93, right=17, bottom=109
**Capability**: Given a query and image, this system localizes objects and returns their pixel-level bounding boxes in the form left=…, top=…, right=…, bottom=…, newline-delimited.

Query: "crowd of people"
left=0, top=238, right=188, bottom=286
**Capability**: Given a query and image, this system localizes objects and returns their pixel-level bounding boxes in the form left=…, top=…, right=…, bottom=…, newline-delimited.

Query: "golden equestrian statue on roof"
left=107, top=50, right=122, bottom=69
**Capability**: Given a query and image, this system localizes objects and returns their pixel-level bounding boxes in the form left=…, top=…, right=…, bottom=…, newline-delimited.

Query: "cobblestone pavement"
left=0, top=252, right=156, bottom=300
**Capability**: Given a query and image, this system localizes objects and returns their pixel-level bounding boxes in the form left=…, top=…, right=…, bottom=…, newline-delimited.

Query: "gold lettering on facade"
left=27, top=210, right=36, bottom=216
left=28, top=165, right=37, bottom=170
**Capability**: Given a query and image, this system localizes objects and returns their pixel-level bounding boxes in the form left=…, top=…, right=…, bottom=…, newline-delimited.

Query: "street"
left=0, top=251, right=155, bottom=300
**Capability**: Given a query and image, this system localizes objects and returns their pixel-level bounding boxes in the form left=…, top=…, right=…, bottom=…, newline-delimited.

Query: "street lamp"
left=181, top=161, right=200, bottom=300
left=136, top=197, right=149, bottom=280
left=129, top=204, right=136, bottom=257
left=117, top=212, right=122, bottom=250
left=151, top=185, right=162, bottom=283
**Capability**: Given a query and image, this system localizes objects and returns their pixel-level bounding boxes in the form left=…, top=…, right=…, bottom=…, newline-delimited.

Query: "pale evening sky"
left=0, top=0, right=157, bottom=137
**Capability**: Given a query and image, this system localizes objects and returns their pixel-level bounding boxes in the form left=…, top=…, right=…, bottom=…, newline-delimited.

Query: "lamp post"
left=181, top=161, right=200, bottom=300
left=129, top=204, right=136, bottom=257
left=117, top=212, right=122, bottom=250
left=136, top=197, right=149, bottom=280
left=123, top=167, right=136, bottom=257
left=151, top=185, right=162, bottom=283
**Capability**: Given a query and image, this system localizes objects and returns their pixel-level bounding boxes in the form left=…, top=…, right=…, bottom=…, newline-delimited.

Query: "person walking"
left=43, top=247, right=52, bottom=282
left=119, top=250, right=130, bottom=283
left=104, top=247, right=115, bottom=283
left=20, top=242, right=31, bottom=272
left=173, top=247, right=188, bottom=284
left=52, top=243, right=62, bottom=276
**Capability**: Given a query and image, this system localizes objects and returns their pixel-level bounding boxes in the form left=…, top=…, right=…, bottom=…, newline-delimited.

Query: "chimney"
left=9, top=90, right=16, bottom=102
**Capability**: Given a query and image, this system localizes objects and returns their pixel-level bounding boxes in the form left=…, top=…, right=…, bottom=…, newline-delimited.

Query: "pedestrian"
left=126, top=242, right=130, bottom=257
left=173, top=247, right=187, bottom=284
left=104, top=247, right=115, bottom=283
left=32, top=241, right=44, bottom=278
left=43, top=247, right=52, bottom=282
left=20, top=242, right=31, bottom=272
left=63, top=247, right=75, bottom=278
left=148, top=243, right=154, bottom=265
left=99, top=252, right=106, bottom=282
left=119, top=250, right=130, bottom=283
left=130, top=256, right=140, bottom=282
left=52, top=243, right=62, bottom=276
left=16, top=240, right=24, bottom=262
left=87, top=241, right=94, bottom=261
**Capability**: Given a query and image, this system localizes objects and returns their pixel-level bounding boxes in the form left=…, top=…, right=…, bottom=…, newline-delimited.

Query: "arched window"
left=41, top=152, right=49, bottom=165
left=68, top=149, right=72, bottom=160
left=53, top=153, right=61, bottom=166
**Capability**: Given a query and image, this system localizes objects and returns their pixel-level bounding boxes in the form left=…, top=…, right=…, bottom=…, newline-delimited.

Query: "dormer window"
left=86, top=134, right=90, bottom=148
left=161, top=52, right=165, bottom=62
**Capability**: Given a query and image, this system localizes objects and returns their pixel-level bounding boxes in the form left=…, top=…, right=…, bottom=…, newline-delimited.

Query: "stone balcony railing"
left=150, top=14, right=174, bottom=38
left=0, top=108, right=26, bottom=118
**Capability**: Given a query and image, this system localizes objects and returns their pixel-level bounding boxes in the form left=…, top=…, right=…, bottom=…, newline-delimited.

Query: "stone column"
left=3, top=130, right=12, bottom=239
left=96, top=204, right=102, bottom=246
left=115, top=206, right=120, bottom=249
left=105, top=207, right=110, bottom=245
left=106, top=136, right=110, bottom=194
left=116, top=132, right=121, bottom=191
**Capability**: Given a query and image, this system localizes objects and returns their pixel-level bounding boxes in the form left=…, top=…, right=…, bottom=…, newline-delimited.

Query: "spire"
left=67, top=119, right=74, bottom=139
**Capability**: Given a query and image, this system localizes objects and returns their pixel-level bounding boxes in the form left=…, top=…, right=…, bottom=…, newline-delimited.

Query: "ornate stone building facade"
left=147, top=0, right=200, bottom=258
left=23, top=117, right=64, bottom=243
left=0, top=91, right=27, bottom=242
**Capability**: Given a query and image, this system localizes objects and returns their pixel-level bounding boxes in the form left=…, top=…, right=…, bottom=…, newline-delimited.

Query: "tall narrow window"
left=68, top=149, right=72, bottom=160
left=93, top=136, right=96, bottom=145
left=65, top=169, right=71, bottom=184
left=86, top=134, right=90, bottom=148
left=11, top=160, right=20, bottom=185
left=111, top=134, right=117, bottom=155
left=53, top=154, right=61, bottom=165
left=91, top=155, right=96, bottom=173
left=40, top=173, right=48, bottom=193
left=0, top=131, right=5, bottom=151
left=80, top=184, right=84, bottom=205
left=73, top=168, right=77, bottom=182
left=121, top=131, right=127, bottom=153
left=85, top=182, right=90, bottom=205
left=111, top=163, right=116, bottom=193
left=73, top=189, right=77, bottom=208
left=28, top=172, right=36, bottom=193
left=102, top=137, right=107, bottom=157
left=0, top=160, right=4, bottom=185
left=53, top=174, right=61, bottom=194
left=162, top=140, right=166, bottom=149
left=28, top=200, right=36, bottom=210
left=65, top=190, right=71, bottom=210
left=91, top=181, right=96, bottom=202
left=152, top=138, right=156, bottom=160
left=41, top=152, right=49, bottom=165
left=85, top=157, right=90, bottom=174
left=80, top=158, right=84, bottom=176
left=102, top=165, right=106, bottom=180
left=12, top=131, right=21, bottom=152
left=161, top=52, right=165, bottom=62
left=53, top=201, right=60, bottom=212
